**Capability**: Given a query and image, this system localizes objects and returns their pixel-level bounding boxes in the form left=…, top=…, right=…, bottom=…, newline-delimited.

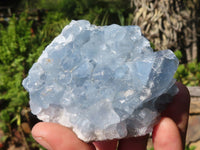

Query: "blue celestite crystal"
left=22, top=20, right=179, bottom=142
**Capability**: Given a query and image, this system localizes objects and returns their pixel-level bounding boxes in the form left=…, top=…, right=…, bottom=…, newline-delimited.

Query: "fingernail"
left=33, top=136, right=53, bottom=150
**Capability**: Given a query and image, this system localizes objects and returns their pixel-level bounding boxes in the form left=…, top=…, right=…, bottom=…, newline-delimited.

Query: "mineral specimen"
left=22, top=20, right=179, bottom=142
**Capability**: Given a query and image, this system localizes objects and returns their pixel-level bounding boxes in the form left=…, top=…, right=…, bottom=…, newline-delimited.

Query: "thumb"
left=32, top=122, right=95, bottom=150
left=152, top=117, right=183, bottom=150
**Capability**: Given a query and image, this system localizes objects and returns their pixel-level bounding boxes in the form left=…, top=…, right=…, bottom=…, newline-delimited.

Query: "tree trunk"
left=196, top=0, right=200, bottom=62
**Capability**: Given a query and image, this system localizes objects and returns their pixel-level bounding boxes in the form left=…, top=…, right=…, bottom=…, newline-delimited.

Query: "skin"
left=32, top=82, right=190, bottom=150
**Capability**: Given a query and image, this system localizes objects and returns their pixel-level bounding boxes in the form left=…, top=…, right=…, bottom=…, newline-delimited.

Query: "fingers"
left=93, top=140, right=118, bottom=150
left=93, top=135, right=149, bottom=150
left=32, top=122, right=148, bottom=150
left=153, top=82, right=190, bottom=150
left=117, top=135, right=149, bottom=150
left=153, top=117, right=183, bottom=150
left=32, top=122, right=95, bottom=150
left=32, top=122, right=149, bottom=150
left=162, top=82, right=190, bottom=145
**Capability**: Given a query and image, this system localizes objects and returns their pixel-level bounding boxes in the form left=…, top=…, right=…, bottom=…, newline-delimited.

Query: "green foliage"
left=150, top=42, right=156, bottom=51
left=148, top=145, right=196, bottom=150
left=174, top=61, right=200, bottom=86
left=174, top=64, right=189, bottom=82
left=33, top=0, right=133, bottom=25
left=185, top=145, right=196, bottom=150
left=26, top=134, right=46, bottom=150
left=0, top=12, right=33, bottom=142
left=174, top=50, right=200, bottom=86
left=174, top=50, right=199, bottom=85
left=39, top=12, right=69, bottom=42
left=174, top=50, right=183, bottom=60
left=0, top=10, right=69, bottom=148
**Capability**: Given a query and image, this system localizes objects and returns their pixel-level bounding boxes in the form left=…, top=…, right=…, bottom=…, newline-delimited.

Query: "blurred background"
left=0, top=0, right=200, bottom=149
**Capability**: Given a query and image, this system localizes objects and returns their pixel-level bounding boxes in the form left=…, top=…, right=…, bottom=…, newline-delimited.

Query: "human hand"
left=31, top=82, right=190, bottom=150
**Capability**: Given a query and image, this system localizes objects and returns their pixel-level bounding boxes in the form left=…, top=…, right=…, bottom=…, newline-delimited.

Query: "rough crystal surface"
left=22, top=20, right=179, bottom=142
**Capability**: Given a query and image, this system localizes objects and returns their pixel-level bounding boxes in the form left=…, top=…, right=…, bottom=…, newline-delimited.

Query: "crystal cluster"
left=22, top=20, right=179, bottom=142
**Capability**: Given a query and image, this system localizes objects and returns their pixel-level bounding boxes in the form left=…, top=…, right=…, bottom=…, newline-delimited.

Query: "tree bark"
left=196, top=0, right=200, bottom=62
